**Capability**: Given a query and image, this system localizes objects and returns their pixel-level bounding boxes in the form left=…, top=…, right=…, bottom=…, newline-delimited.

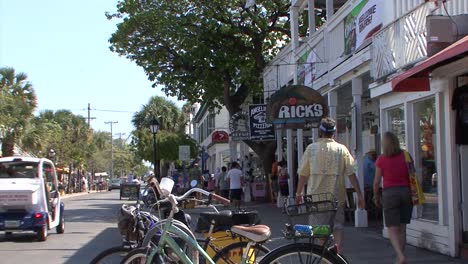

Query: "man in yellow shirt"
left=296, top=117, right=365, bottom=249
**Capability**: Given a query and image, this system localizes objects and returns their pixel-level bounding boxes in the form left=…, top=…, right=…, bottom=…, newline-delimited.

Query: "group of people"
left=291, top=117, right=413, bottom=264
left=188, top=162, right=245, bottom=210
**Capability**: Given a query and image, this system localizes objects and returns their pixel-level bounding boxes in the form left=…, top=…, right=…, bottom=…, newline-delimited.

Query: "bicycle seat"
left=231, top=225, right=271, bottom=242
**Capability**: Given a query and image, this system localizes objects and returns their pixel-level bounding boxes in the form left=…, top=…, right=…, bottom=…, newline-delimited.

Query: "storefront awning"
left=392, top=35, right=468, bottom=92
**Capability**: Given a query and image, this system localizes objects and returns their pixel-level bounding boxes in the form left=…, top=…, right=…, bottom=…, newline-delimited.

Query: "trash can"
left=195, top=210, right=260, bottom=261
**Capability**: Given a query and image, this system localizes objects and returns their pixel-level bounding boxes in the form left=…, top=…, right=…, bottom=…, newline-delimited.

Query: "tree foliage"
left=107, top=0, right=290, bottom=113
left=131, top=96, right=197, bottom=163
left=0, top=67, right=38, bottom=157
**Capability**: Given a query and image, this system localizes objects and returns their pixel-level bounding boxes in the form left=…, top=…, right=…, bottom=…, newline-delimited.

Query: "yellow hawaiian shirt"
left=297, top=138, right=356, bottom=206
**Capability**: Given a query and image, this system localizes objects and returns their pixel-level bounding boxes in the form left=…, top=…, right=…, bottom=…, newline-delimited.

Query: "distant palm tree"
left=0, top=67, right=37, bottom=157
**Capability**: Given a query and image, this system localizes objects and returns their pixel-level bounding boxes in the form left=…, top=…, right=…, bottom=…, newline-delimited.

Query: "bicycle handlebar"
left=156, top=188, right=230, bottom=206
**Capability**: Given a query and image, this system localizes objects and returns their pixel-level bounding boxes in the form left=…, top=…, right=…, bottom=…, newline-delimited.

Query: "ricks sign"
left=266, top=85, right=328, bottom=128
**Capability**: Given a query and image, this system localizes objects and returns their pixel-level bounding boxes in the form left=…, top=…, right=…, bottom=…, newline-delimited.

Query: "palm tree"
left=0, top=67, right=37, bottom=157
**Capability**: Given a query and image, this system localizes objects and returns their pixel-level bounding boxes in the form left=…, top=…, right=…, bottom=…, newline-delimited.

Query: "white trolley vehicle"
left=0, top=156, right=65, bottom=241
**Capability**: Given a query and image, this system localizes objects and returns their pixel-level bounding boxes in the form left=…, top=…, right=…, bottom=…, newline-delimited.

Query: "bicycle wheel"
left=89, top=246, right=132, bottom=264
left=258, top=243, right=348, bottom=264
left=212, top=241, right=270, bottom=264
left=120, top=248, right=155, bottom=264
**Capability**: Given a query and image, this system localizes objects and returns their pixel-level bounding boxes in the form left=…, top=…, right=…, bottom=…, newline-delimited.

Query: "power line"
left=93, top=108, right=135, bottom=113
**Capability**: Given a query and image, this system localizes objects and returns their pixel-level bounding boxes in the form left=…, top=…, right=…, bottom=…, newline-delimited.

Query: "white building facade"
left=265, top=0, right=468, bottom=257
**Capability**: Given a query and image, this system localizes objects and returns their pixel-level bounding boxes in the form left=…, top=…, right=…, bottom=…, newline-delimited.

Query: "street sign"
left=179, top=145, right=190, bottom=161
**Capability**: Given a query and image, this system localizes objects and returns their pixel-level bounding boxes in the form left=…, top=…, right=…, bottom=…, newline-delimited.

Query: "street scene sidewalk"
left=187, top=202, right=465, bottom=264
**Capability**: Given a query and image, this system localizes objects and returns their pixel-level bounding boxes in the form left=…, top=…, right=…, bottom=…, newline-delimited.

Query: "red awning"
left=392, top=35, right=468, bottom=92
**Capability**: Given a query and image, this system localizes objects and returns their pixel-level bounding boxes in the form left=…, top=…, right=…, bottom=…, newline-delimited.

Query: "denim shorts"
left=382, top=186, right=413, bottom=227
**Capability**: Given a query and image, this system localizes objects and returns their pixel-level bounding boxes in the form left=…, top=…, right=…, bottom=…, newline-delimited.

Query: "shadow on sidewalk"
left=63, top=227, right=122, bottom=264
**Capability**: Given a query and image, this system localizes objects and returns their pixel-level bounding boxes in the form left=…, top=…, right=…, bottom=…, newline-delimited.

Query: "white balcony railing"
left=371, top=0, right=468, bottom=81
left=371, top=3, right=430, bottom=80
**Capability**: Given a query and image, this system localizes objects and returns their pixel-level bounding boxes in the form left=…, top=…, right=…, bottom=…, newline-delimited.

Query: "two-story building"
left=264, top=0, right=467, bottom=257
left=193, top=104, right=236, bottom=173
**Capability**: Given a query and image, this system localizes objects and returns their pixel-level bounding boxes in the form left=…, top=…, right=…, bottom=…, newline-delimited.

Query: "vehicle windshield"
left=0, top=161, right=39, bottom=179
left=112, top=179, right=121, bottom=184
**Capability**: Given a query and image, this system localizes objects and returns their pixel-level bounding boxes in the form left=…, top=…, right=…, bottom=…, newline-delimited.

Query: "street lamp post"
left=48, top=149, right=56, bottom=163
left=150, top=118, right=160, bottom=180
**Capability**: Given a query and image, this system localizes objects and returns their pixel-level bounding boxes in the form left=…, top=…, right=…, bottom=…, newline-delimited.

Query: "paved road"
left=0, top=191, right=123, bottom=264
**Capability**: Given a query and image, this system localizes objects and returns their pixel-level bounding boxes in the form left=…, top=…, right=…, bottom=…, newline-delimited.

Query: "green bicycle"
left=120, top=187, right=271, bottom=264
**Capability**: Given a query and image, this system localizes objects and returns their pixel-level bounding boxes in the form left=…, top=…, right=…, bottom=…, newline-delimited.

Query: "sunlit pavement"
left=0, top=191, right=464, bottom=264
left=0, top=191, right=123, bottom=264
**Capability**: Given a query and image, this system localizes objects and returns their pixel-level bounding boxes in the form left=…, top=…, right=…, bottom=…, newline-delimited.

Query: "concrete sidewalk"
left=187, top=202, right=464, bottom=264
left=61, top=190, right=107, bottom=200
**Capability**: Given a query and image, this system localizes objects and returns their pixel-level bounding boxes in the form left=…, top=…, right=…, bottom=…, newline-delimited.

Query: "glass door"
left=413, top=97, right=438, bottom=222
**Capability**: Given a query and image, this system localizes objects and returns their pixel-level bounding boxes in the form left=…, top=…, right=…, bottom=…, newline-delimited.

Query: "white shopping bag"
left=355, top=208, right=368, bottom=227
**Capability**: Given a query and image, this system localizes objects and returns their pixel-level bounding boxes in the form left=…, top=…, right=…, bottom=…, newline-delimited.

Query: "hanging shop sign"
left=229, top=111, right=250, bottom=141
left=344, top=0, right=384, bottom=55
left=212, top=131, right=229, bottom=143
left=297, top=49, right=317, bottom=86
left=249, top=104, right=275, bottom=141
left=266, top=85, right=329, bottom=129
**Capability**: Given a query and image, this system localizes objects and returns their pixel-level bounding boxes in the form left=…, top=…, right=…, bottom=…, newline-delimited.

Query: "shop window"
left=414, top=97, right=438, bottom=222
left=387, top=106, right=406, bottom=150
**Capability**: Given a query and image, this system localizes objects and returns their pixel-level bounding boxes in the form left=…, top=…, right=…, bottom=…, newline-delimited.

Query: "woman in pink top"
left=373, top=132, right=413, bottom=264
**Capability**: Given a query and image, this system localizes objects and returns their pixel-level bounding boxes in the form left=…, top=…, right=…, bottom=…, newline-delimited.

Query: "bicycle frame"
left=143, top=188, right=253, bottom=264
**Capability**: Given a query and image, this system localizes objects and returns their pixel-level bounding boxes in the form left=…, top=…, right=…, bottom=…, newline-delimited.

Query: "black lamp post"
left=150, top=118, right=160, bottom=179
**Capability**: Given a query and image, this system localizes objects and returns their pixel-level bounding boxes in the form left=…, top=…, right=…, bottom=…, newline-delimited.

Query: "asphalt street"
left=0, top=191, right=124, bottom=264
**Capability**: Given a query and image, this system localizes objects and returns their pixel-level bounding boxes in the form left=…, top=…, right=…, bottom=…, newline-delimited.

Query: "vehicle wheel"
left=258, top=243, right=348, bottom=264
left=90, top=246, right=132, bottom=264
left=37, top=225, right=48, bottom=242
left=120, top=248, right=156, bottom=264
left=56, top=214, right=65, bottom=234
left=212, top=241, right=270, bottom=264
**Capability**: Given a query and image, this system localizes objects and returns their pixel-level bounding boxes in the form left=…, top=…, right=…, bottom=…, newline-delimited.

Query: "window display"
left=387, top=106, right=406, bottom=150
left=414, top=97, right=438, bottom=222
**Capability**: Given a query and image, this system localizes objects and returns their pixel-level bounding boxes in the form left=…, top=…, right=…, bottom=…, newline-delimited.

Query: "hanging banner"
left=297, top=49, right=317, bottom=86
left=249, top=104, right=275, bottom=141
left=229, top=111, right=250, bottom=141
left=266, top=85, right=329, bottom=129
left=344, top=0, right=384, bottom=55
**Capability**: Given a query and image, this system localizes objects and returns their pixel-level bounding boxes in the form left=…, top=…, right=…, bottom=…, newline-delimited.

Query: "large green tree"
left=0, top=67, right=37, bottom=157
left=131, top=96, right=197, bottom=171
left=108, top=0, right=290, bottom=175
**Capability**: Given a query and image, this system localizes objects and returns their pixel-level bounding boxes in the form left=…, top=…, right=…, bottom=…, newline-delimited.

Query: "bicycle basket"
left=117, top=204, right=139, bottom=241
left=286, top=193, right=338, bottom=227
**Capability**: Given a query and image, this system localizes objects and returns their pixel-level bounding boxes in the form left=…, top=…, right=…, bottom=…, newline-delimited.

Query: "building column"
left=229, top=140, right=237, bottom=163
left=352, top=76, right=367, bottom=227
left=286, top=129, right=294, bottom=204
left=328, top=90, right=338, bottom=121
left=308, top=0, right=316, bottom=36
left=326, top=0, right=334, bottom=21
left=276, top=129, right=283, bottom=208
left=297, top=129, right=304, bottom=167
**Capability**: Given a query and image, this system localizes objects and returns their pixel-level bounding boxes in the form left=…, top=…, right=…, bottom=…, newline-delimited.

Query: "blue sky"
left=0, top=0, right=183, bottom=139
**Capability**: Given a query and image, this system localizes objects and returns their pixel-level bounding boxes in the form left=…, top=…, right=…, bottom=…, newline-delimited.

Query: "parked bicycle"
left=120, top=187, right=271, bottom=264
left=258, top=193, right=349, bottom=264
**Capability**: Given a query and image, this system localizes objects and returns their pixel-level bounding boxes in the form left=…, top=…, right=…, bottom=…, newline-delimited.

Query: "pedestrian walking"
left=214, top=168, right=221, bottom=194
left=373, top=132, right=413, bottom=264
left=271, top=158, right=279, bottom=203
left=218, top=166, right=230, bottom=199
left=296, top=117, right=364, bottom=250
left=226, top=162, right=244, bottom=210
left=277, top=160, right=289, bottom=207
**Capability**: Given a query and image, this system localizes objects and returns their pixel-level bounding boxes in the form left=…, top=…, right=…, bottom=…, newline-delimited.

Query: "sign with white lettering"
left=249, top=104, right=275, bottom=141
left=266, top=85, right=328, bottom=128
left=344, top=0, right=384, bottom=55
left=229, top=111, right=250, bottom=141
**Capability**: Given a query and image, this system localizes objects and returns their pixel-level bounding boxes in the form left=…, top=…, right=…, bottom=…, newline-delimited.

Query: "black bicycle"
left=258, top=193, right=349, bottom=264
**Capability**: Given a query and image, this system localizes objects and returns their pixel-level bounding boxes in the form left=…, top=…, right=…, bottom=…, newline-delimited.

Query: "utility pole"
left=87, top=103, right=96, bottom=128
left=104, top=121, right=118, bottom=179
left=115, top=132, right=126, bottom=148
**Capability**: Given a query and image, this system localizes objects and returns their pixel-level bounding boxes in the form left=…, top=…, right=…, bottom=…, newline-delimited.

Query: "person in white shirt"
left=226, top=162, right=244, bottom=210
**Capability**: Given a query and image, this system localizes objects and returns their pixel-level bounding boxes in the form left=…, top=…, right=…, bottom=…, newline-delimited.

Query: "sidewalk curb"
left=61, top=190, right=106, bottom=200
